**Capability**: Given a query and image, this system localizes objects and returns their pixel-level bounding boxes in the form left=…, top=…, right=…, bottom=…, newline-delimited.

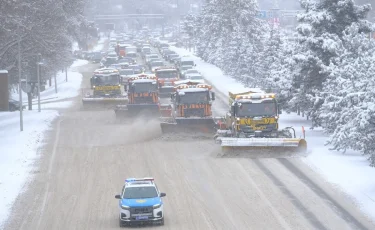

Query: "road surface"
left=3, top=59, right=375, bottom=230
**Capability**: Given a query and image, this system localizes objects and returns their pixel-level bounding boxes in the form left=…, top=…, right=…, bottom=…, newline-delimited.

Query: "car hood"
left=121, top=197, right=161, bottom=207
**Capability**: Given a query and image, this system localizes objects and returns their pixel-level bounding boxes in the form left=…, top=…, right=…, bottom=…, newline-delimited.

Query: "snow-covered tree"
left=320, top=24, right=375, bottom=166
left=0, top=0, right=90, bottom=83
left=292, top=0, right=372, bottom=126
left=193, top=0, right=268, bottom=86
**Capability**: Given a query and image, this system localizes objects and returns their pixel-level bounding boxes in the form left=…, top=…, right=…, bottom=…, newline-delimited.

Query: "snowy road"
left=3, top=61, right=375, bottom=230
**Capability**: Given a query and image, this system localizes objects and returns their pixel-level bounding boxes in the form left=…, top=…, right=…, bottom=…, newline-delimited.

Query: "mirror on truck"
left=124, top=84, right=128, bottom=92
left=278, top=104, right=282, bottom=114
left=231, top=105, right=235, bottom=117
left=211, top=92, right=216, bottom=101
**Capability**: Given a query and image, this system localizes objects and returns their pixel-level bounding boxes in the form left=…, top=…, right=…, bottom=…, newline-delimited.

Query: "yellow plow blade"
left=219, top=138, right=307, bottom=153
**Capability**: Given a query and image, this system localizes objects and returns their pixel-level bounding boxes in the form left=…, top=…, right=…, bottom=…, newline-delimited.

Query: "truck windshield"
left=93, top=74, right=119, bottom=86
left=156, top=70, right=178, bottom=79
left=180, top=91, right=208, bottom=104
left=132, top=83, right=157, bottom=92
left=236, top=102, right=277, bottom=117
left=123, top=187, right=158, bottom=199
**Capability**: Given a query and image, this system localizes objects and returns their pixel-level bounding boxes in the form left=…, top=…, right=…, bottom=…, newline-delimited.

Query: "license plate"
left=136, top=216, right=149, bottom=220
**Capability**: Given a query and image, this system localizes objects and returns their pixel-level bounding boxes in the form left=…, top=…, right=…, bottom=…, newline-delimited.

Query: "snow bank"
left=0, top=38, right=103, bottom=226
left=92, top=36, right=106, bottom=52
left=170, top=45, right=375, bottom=221
left=71, top=59, right=89, bottom=67
left=11, top=68, right=83, bottom=109
left=0, top=110, right=59, bottom=226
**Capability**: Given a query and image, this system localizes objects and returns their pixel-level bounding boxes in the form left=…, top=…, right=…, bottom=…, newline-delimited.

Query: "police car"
left=115, top=177, right=166, bottom=227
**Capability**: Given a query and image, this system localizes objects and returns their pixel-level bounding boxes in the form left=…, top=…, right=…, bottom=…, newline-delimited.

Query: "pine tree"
left=293, top=0, right=372, bottom=126
left=320, top=24, right=375, bottom=166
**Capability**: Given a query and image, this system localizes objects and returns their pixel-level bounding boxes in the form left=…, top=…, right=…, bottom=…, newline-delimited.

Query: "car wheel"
left=119, top=218, right=125, bottom=228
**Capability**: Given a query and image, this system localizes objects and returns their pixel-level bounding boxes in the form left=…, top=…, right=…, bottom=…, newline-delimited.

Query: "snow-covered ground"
left=0, top=59, right=88, bottom=227
left=169, top=45, right=375, bottom=221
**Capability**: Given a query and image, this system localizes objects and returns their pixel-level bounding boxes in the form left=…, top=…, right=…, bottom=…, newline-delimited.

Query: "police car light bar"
left=125, top=177, right=154, bottom=183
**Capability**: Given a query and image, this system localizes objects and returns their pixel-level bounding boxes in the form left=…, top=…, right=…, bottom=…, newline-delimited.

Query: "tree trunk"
left=27, top=92, right=32, bottom=110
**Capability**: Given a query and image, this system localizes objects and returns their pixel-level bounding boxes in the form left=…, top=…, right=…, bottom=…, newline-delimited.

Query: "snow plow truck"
left=155, top=67, right=180, bottom=98
left=160, top=80, right=216, bottom=133
left=214, top=90, right=307, bottom=153
left=114, top=74, right=164, bottom=118
left=82, top=68, right=127, bottom=109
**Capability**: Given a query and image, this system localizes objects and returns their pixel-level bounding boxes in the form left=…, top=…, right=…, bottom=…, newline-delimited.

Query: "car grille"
left=130, top=206, right=153, bottom=215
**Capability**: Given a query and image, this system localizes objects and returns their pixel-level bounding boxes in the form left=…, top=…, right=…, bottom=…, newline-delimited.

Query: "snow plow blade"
left=217, top=138, right=307, bottom=153
left=160, top=118, right=216, bottom=133
left=115, top=104, right=160, bottom=118
left=82, top=97, right=128, bottom=109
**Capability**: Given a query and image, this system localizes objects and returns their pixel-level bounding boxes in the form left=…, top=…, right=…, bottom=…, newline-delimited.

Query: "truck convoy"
left=155, top=67, right=180, bottom=97
left=214, top=90, right=307, bottom=153
left=82, top=68, right=127, bottom=108
left=114, top=74, right=160, bottom=118
left=160, top=80, right=216, bottom=133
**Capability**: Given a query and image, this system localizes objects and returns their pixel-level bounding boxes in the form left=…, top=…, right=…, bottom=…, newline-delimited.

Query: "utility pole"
left=37, top=54, right=41, bottom=112
left=18, top=27, right=23, bottom=131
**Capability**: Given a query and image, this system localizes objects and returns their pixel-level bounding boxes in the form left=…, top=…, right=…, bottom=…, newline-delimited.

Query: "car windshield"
left=189, top=75, right=203, bottom=80
left=181, top=61, right=194, bottom=66
left=151, top=61, right=163, bottom=67
left=156, top=70, right=178, bottom=79
left=127, top=53, right=137, bottom=57
left=106, top=58, right=117, bottom=64
left=123, top=187, right=158, bottom=199
left=120, top=69, right=134, bottom=75
left=93, top=74, right=119, bottom=86
left=236, top=102, right=277, bottom=117
left=186, top=70, right=199, bottom=74
left=132, top=82, right=157, bottom=93
left=180, top=91, right=208, bottom=104
left=182, top=66, right=192, bottom=70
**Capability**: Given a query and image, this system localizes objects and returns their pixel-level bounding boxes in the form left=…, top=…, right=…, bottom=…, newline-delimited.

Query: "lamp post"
left=37, top=54, right=44, bottom=112
left=18, top=28, right=23, bottom=131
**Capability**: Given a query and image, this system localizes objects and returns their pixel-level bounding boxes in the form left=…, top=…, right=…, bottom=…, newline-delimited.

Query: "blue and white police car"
left=115, top=177, right=166, bottom=227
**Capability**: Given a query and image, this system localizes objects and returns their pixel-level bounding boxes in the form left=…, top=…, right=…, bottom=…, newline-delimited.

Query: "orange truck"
left=114, top=74, right=160, bottom=118
left=160, top=80, right=216, bottom=133
left=155, top=67, right=180, bottom=97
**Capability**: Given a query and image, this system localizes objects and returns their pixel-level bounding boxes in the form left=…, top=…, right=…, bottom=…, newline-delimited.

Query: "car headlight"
left=121, top=205, right=130, bottom=210
left=153, top=204, right=161, bottom=209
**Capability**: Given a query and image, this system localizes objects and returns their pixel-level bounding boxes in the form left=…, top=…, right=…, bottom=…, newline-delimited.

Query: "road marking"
left=278, top=159, right=369, bottom=230
left=35, top=118, right=63, bottom=230
left=254, top=159, right=328, bottom=230
left=236, top=161, right=292, bottom=230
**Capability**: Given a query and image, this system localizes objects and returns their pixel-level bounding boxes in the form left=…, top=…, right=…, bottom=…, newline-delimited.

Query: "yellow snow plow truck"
left=214, top=90, right=307, bottom=153
left=82, top=68, right=127, bottom=109
left=160, top=80, right=216, bottom=133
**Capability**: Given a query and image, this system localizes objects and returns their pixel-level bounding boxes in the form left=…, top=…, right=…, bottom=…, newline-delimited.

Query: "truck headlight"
left=121, top=205, right=130, bottom=210
left=153, top=204, right=161, bottom=209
